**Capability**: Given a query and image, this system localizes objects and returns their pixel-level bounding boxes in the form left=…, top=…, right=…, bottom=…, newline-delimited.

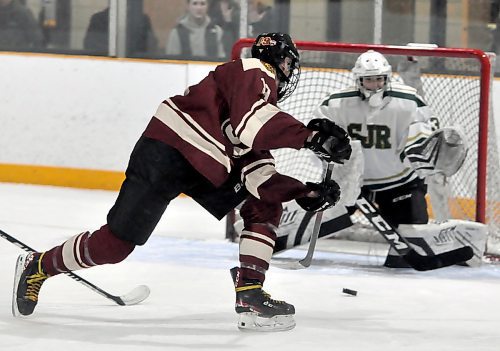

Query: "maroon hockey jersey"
left=143, top=58, right=312, bottom=203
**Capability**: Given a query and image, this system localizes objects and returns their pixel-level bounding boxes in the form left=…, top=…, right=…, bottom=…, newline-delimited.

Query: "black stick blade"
left=404, top=246, right=474, bottom=271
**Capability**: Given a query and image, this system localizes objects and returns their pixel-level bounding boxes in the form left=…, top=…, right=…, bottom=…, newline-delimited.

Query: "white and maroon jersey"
left=143, top=58, right=312, bottom=203
left=314, top=82, right=438, bottom=192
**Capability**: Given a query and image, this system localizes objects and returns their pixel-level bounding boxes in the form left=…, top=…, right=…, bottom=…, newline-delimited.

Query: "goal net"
left=230, top=39, right=500, bottom=258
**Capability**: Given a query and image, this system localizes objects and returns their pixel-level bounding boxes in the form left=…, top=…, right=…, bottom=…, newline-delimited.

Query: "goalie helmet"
left=251, top=32, right=301, bottom=102
left=352, top=50, right=392, bottom=105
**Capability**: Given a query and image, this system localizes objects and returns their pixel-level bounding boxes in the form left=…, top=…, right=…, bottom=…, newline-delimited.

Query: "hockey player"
left=313, top=50, right=439, bottom=268
left=12, top=32, right=351, bottom=331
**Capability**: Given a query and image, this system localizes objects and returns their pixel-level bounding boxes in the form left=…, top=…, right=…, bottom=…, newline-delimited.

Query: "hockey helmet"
left=251, top=32, right=301, bottom=102
left=352, top=50, right=392, bottom=93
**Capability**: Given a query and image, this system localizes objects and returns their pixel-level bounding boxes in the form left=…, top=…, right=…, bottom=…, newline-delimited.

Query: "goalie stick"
left=273, top=162, right=334, bottom=270
left=0, top=228, right=150, bottom=306
left=354, top=197, right=474, bottom=271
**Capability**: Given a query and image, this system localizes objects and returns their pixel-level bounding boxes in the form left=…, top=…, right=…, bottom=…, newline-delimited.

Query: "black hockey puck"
left=342, top=288, right=357, bottom=296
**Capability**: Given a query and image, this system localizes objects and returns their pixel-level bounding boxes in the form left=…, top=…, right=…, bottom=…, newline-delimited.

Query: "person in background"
left=209, top=0, right=240, bottom=59
left=248, top=0, right=275, bottom=36
left=491, top=9, right=500, bottom=72
left=12, top=32, right=351, bottom=332
left=166, top=0, right=225, bottom=60
left=0, top=0, right=43, bottom=50
left=84, top=7, right=157, bottom=55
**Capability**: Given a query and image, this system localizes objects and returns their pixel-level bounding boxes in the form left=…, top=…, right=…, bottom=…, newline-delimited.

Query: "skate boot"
left=12, top=252, right=49, bottom=317
left=230, top=267, right=295, bottom=331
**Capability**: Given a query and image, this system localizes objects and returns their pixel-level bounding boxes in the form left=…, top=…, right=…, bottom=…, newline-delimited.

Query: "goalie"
left=313, top=50, right=472, bottom=268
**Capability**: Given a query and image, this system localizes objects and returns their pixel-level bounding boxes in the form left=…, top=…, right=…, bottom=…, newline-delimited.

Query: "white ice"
left=1, top=182, right=500, bottom=351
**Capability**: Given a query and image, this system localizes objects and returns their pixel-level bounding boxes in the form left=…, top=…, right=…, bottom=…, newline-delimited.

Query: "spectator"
left=491, top=12, right=500, bottom=55
left=248, top=0, right=275, bottom=36
left=166, top=0, right=225, bottom=60
left=0, top=0, right=43, bottom=50
left=209, top=0, right=240, bottom=59
left=492, top=12, right=500, bottom=73
left=84, top=7, right=157, bottom=55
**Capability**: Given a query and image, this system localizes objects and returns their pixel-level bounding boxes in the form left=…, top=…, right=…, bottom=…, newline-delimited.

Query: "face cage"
left=277, top=64, right=301, bottom=102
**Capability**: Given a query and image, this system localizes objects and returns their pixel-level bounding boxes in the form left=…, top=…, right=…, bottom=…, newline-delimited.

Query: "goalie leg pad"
left=399, top=220, right=488, bottom=267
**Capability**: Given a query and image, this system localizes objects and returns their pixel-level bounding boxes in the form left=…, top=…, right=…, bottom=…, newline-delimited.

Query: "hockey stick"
left=355, top=197, right=473, bottom=271
left=0, top=228, right=150, bottom=306
left=273, top=162, right=334, bottom=270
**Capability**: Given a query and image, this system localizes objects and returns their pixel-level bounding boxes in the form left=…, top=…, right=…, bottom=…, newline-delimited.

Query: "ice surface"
left=1, top=183, right=500, bottom=351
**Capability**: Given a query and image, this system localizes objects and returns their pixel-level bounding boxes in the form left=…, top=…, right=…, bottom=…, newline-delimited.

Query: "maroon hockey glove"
left=296, top=179, right=341, bottom=212
left=304, top=118, right=352, bottom=164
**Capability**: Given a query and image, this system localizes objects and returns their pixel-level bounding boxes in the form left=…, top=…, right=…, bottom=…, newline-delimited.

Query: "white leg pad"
left=399, top=219, right=488, bottom=266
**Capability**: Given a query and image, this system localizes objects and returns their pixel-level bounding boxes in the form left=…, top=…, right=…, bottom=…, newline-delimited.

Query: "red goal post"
left=231, top=38, right=499, bottom=254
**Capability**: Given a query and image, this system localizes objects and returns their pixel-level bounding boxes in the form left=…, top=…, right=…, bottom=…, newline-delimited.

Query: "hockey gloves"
left=304, top=118, right=352, bottom=164
left=296, top=179, right=341, bottom=212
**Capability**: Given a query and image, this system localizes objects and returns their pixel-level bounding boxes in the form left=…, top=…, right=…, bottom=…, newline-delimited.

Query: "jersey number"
left=260, top=78, right=271, bottom=101
left=348, top=123, right=391, bottom=149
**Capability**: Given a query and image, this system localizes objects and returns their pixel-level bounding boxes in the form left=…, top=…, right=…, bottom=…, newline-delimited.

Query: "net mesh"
left=236, top=43, right=500, bottom=256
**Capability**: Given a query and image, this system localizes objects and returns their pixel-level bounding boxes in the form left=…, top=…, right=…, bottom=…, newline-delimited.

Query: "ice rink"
left=1, top=182, right=500, bottom=351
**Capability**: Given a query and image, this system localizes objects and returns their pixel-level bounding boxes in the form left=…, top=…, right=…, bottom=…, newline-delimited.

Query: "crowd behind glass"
left=1, top=0, right=500, bottom=73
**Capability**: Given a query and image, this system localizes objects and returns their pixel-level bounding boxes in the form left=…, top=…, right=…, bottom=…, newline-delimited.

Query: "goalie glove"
left=295, top=179, right=341, bottom=212
left=304, top=118, right=352, bottom=164
left=404, top=126, right=468, bottom=177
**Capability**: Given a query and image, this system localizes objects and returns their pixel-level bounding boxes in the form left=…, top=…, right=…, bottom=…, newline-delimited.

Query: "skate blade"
left=12, top=254, right=26, bottom=317
left=237, top=312, right=296, bottom=332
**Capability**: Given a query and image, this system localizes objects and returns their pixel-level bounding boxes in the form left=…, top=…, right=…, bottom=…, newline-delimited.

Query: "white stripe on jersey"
left=241, top=58, right=275, bottom=79
left=314, top=82, right=433, bottom=191
left=236, top=101, right=281, bottom=147
left=234, top=99, right=264, bottom=141
left=241, top=158, right=276, bottom=199
left=364, top=167, right=413, bottom=183
left=155, top=100, right=231, bottom=172
left=406, top=122, right=433, bottom=146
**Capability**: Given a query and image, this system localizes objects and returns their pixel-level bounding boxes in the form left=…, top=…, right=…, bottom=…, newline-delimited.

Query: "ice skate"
left=230, top=267, right=295, bottom=332
left=12, top=252, right=49, bottom=317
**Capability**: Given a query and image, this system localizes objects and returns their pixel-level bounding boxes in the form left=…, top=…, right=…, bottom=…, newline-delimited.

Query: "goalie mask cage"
left=231, top=39, right=500, bottom=257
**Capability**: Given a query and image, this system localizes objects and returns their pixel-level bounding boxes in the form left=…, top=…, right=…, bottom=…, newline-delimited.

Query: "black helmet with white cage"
left=251, top=32, right=301, bottom=102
